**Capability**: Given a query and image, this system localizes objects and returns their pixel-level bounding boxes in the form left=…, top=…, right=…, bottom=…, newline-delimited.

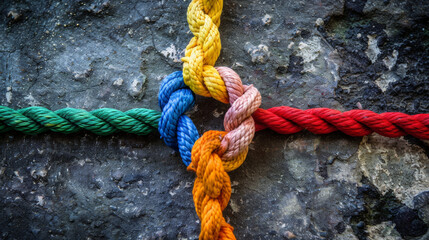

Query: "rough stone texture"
left=1, top=0, right=428, bottom=239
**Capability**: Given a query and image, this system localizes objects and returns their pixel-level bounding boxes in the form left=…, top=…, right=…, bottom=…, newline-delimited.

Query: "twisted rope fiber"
left=181, top=0, right=261, bottom=238
left=0, top=106, right=160, bottom=135
left=182, top=0, right=229, bottom=104
left=187, top=131, right=236, bottom=240
left=186, top=67, right=260, bottom=240
left=158, top=71, right=199, bottom=165
left=253, top=107, right=429, bottom=140
left=181, top=0, right=261, bottom=168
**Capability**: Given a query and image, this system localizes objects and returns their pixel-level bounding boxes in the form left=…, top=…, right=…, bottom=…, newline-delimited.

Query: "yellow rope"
left=182, top=0, right=229, bottom=103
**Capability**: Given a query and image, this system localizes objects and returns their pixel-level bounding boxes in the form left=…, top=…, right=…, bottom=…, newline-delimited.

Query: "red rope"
left=252, top=107, right=429, bottom=139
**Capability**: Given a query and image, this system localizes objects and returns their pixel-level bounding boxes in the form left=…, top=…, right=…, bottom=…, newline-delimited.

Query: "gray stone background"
left=1, top=0, right=429, bottom=239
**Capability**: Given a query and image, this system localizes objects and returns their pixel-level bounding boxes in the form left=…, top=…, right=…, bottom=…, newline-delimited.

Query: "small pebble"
left=262, top=14, right=272, bottom=25
left=315, top=18, right=324, bottom=27
left=283, top=231, right=296, bottom=239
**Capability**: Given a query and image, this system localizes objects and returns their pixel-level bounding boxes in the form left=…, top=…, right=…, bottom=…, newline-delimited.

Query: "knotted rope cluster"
left=181, top=0, right=261, bottom=238
left=253, top=107, right=429, bottom=139
left=158, top=71, right=199, bottom=165
left=2, top=0, right=429, bottom=239
left=0, top=106, right=160, bottom=135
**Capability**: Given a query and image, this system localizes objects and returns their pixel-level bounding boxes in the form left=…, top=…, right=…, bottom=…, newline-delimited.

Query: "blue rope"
left=158, top=71, right=199, bottom=166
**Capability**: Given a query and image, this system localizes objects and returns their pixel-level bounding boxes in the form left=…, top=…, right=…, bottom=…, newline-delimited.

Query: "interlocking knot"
left=215, top=67, right=261, bottom=171
left=187, top=131, right=236, bottom=240
left=158, top=71, right=199, bottom=165
left=186, top=67, right=260, bottom=240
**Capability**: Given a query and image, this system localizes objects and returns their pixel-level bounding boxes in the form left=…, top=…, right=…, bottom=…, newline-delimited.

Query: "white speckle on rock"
left=128, top=76, right=146, bottom=98
left=169, top=181, right=188, bottom=196
left=229, top=199, right=240, bottom=213
left=6, top=87, right=12, bottom=103
left=287, top=42, right=294, bottom=49
left=141, top=187, right=149, bottom=196
left=297, top=36, right=322, bottom=63
left=212, top=108, right=223, bottom=118
left=127, top=28, right=134, bottom=37
left=233, top=62, right=244, bottom=68
left=383, top=49, right=398, bottom=70
left=296, top=36, right=322, bottom=73
left=113, top=78, right=124, bottom=86
left=24, top=94, right=40, bottom=106
left=31, top=168, right=47, bottom=179
left=365, top=35, right=381, bottom=63
left=78, top=159, right=85, bottom=166
left=161, top=44, right=182, bottom=63
left=7, top=10, right=22, bottom=21
left=262, top=14, right=272, bottom=25
left=245, top=42, right=270, bottom=64
left=36, top=195, right=45, bottom=206
left=315, top=18, right=324, bottom=27
left=14, top=171, right=24, bottom=183
left=73, top=68, right=92, bottom=81
left=326, top=49, right=342, bottom=82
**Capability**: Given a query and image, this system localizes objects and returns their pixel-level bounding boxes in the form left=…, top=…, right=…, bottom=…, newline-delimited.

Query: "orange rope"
left=187, top=131, right=247, bottom=240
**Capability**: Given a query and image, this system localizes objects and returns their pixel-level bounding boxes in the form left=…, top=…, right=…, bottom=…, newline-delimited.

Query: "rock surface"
left=1, top=0, right=428, bottom=239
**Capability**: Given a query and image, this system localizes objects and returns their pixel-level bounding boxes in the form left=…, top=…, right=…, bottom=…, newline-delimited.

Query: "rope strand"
left=253, top=107, right=429, bottom=139
left=0, top=106, right=160, bottom=136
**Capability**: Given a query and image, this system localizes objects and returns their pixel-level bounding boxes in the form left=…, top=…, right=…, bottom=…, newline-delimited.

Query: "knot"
left=158, top=71, right=199, bottom=165
left=215, top=67, right=261, bottom=171
left=187, top=131, right=237, bottom=240
left=182, top=0, right=229, bottom=104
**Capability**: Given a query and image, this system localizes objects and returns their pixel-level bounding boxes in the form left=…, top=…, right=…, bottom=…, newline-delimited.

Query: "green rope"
left=0, top=106, right=161, bottom=136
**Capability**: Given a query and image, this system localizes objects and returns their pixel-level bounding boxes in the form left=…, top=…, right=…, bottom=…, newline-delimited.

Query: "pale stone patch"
left=366, top=221, right=402, bottom=240
left=358, top=135, right=429, bottom=206
left=161, top=44, right=182, bottom=62
left=365, top=35, right=381, bottom=63
left=383, top=49, right=398, bottom=70
left=375, top=72, right=398, bottom=92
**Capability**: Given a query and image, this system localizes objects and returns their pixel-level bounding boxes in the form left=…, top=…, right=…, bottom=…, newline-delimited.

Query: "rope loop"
left=158, top=71, right=199, bottom=165
left=187, top=130, right=236, bottom=240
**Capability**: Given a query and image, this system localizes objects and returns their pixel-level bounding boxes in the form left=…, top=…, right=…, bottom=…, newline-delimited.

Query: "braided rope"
left=216, top=67, right=261, bottom=171
left=0, top=106, right=160, bottom=135
left=158, top=71, right=200, bottom=165
left=187, top=131, right=239, bottom=240
left=253, top=107, right=429, bottom=139
left=182, top=0, right=228, bottom=104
